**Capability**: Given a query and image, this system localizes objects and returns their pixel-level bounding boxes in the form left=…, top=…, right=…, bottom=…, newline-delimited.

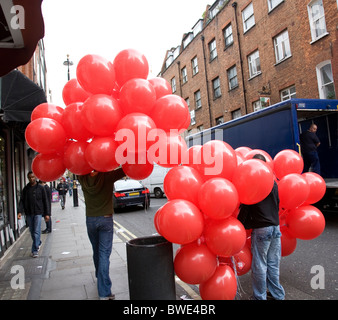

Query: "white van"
left=140, top=164, right=170, bottom=198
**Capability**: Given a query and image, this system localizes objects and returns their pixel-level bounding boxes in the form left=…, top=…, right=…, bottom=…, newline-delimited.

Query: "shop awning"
left=0, top=69, right=46, bottom=122
left=0, top=0, right=45, bottom=76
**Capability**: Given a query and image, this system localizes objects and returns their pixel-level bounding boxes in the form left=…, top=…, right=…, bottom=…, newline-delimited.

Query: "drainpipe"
left=232, top=1, right=248, bottom=115
left=201, top=35, right=213, bottom=128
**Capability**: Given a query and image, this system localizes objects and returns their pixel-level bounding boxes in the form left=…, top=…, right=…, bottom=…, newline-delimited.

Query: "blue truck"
left=186, top=98, right=338, bottom=211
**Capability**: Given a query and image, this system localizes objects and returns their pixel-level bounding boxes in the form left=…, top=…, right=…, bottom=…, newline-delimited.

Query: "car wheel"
left=154, top=188, right=163, bottom=198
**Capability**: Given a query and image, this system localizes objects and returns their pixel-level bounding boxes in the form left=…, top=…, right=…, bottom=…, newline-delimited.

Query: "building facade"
left=0, top=40, right=47, bottom=258
left=159, top=0, right=337, bottom=136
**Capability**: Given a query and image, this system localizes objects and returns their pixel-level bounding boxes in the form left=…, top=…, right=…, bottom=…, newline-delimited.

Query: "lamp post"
left=63, top=54, right=78, bottom=207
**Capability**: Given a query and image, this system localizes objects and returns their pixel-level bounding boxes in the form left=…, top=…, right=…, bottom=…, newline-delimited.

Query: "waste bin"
left=126, top=235, right=176, bottom=300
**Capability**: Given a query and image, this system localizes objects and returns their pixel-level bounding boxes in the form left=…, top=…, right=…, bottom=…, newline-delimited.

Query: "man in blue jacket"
left=18, top=171, right=50, bottom=258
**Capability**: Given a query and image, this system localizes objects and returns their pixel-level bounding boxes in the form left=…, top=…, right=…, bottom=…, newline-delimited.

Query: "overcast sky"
left=41, top=0, right=211, bottom=106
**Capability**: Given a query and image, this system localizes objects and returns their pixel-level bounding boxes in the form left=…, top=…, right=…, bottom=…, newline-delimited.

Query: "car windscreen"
left=114, top=180, right=143, bottom=191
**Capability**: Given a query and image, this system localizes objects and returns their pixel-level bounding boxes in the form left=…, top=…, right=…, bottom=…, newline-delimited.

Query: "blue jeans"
left=251, top=226, right=285, bottom=300
left=86, top=215, right=114, bottom=298
left=26, top=214, right=42, bottom=254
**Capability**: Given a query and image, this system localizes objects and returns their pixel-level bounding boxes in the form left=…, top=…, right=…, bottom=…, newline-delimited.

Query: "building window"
left=212, top=77, right=222, bottom=99
left=232, top=109, right=241, bottom=119
left=223, top=24, right=233, bottom=48
left=316, top=61, right=336, bottom=99
left=281, top=85, right=297, bottom=101
left=308, top=0, right=327, bottom=42
left=190, top=110, right=196, bottom=126
left=191, top=56, right=199, bottom=76
left=248, top=50, right=261, bottom=78
left=242, top=3, right=255, bottom=33
left=216, top=116, right=224, bottom=125
left=181, top=67, right=188, bottom=84
left=253, top=100, right=263, bottom=112
left=209, top=39, right=218, bottom=61
left=197, top=125, right=204, bottom=132
left=227, top=66, right=238, bottom=90
left=267, top=0, right=283, bottom=12
left=171, top=77, right=176, bottom=93
left=194, top=90, right=202, bottom=109
left=274, top=30, right=291, bottom=63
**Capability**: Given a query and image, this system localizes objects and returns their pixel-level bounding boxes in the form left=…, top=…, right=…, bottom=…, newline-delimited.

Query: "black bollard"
left=73, top=179, right=78, bottom=207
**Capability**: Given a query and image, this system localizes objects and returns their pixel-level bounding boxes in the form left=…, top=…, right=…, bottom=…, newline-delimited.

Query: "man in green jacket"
left=78, top=168, right=125, bottom=300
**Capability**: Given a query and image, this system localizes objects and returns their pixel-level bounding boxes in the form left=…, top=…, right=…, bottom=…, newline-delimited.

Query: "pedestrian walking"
left=78, top=168, right=125, bottom=300
left=237, top=154, right=285, bottom=300
left=300, top=123, right=321, bottom=175
left=40, top=180, right=52, bottom=233
left=18, top=171, right=50, bottom=258
left=57, top=178, right=69, bottom=209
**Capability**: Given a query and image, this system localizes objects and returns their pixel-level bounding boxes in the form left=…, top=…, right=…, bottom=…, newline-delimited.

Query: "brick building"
left=159, top=0, right=337, bottom=136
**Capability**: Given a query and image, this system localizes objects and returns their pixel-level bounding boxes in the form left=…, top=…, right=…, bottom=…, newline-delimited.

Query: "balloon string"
left=231, top=256, right=246, bottom=299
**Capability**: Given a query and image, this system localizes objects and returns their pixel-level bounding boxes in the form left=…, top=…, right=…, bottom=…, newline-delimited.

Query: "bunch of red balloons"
left=24, top=49, right=191, bottom=182
left=154, top=144, right=326, bottom=300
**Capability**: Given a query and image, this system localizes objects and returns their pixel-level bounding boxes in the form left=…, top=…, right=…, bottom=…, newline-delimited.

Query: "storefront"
left=0, top=70, right=46, bottom=258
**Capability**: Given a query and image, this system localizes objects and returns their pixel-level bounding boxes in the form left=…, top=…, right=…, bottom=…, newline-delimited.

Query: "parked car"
left=113, top=179, right=150, bottom=210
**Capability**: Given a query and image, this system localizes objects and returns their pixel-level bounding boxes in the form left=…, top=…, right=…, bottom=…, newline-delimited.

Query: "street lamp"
left=62, top=54, right=78, bottom=207
left=63, top=54, right=74, bottom=81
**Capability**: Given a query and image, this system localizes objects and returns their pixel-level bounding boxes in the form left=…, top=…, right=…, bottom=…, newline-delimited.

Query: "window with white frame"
left=267, top=0, right=283, bottom=12
left=181, top=67, right=188, bottom=84
left=242, top=3, right=255, bottom=33
left=171, top=77, right=176, bottom=93
left=274, top=30, right=291, bottom=63
left=223, top=24, right=233, bottom=48
left=316, top=61, right=336, bottom=99
left=253, top=100, right=263, bottom=112
left=209, top=39, right=218, bottom=61
left=195, top=90, right=202, bottom=109
left=227, top=66, right=238, bottom=90
left=197, top=125, right=204, bottom=132
left=212, top=77, right=222, bottom=99
left=191, top=56, right=199, bottom=76
left=308, top=0, right=327, bottom=42
left=280, top=85, right=296, bottom=101
left=216, top=116, right=224, bottom=125
left=248, top=50, right=261, bottom=78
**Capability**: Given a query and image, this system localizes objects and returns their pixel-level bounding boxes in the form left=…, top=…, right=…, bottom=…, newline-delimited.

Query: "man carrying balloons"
left=237, top=154, right=285, bottom=300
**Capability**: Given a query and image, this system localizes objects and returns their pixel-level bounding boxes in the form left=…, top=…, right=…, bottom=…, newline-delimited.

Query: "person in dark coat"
left=57, top=178, right=69, bottom=210
left=18, top=171, right=50, bottom=258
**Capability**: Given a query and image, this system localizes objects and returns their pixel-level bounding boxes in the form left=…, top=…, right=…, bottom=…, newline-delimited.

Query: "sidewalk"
left=0, top=194, right=129, bottom=300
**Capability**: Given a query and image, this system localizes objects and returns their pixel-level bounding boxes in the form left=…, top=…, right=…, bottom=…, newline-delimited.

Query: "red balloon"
left=113, top=49, right=149, bottom=87
left=204, top=217, right=246, bottom=257
left=156, top=199, right=204, bottom=244
left=62, top=102, right=93, bottom=141
left=286, top=205, right=325, bottom=240
left=280, top=227, right=297, bottom=257
left=235, top=146, right=252, bottom=158
left=196, top=140, right=237, bottom=181
left=119, top=78, right=156, bottom=115
left=183, top=145, right=203, bottom=172
left=25, top=118, right=67, bottom=154
left=174, top=242, right=217, bottom=285
left=232, top=159, right=274, bottom=205
left=199, top=264, right=237, bottom=300
left=32, top=153, right=66, bottom=182
left=148, top=131, right=188, bottom=168
left=198, top=178, right=239, bottom=220
left=302, top=172, right=326, bottom=205
left=31, top=103, right=64, bottom=123
left=64, top=141, right=93, bottom=175
left=278, top=173, right=310, bottom=209
left=85, top=136, right=119, bottom=172
left=115, top=113, right=157, bottom=156
left=122, top=157, right=154, bottom=180
left=244, top=149, right=274, bottom=170
left=220, top=245, right=252, bottom=276
left=150, top=95, right=190, bottom=132
left=76, top=54, right=116, bottom=95
left=273, top=149, right=304, bottom=180
left=148, top=77, right=172, bottom=100
left=62, top=78, right=91, bottom=106
left=154, top=206, right=163, bottom=235
left=82, top=94, right=122, bottom=137
left=164, top=165, right=203, bottom=206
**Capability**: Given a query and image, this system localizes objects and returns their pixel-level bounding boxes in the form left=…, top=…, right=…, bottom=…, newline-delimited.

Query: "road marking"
left=113, top=220, right=202, bottom=300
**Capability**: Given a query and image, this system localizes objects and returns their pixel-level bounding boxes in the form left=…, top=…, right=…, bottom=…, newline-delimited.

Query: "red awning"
left=0, top=0, right=44, bottom=76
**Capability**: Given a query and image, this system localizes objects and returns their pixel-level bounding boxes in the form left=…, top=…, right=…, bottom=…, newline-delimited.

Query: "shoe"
left=62, top=206, right=65, bottom=210
left=266, top=292, right=276, bottom=300
left=42, top=229, right=48, bottom=234
left=99, top=294, right=115, bottom=300
left=31, top=252, right=38, bottom=258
